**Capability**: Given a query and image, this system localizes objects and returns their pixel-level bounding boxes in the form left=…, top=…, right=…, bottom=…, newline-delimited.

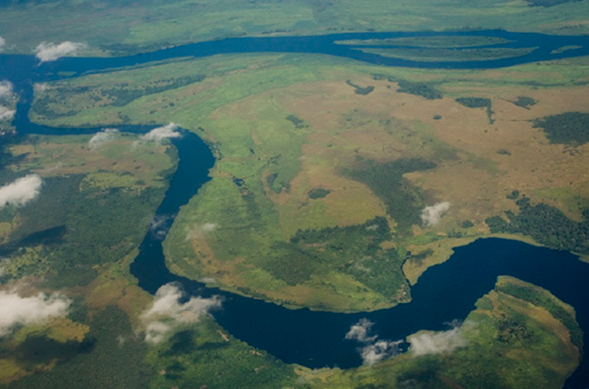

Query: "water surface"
left=2, top=30, right=589, bottom=387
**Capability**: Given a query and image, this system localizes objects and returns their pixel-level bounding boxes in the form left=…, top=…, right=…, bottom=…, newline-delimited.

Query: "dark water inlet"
left=2, top=30, right=589, bottom=387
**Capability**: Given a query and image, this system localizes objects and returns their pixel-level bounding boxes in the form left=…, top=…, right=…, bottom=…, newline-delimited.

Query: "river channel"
left=2, top=30, right=589, bottom=387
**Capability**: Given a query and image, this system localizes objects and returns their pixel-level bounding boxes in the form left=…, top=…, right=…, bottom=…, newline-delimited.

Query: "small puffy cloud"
left=34, top=83, right=49, bottom=94
left=421, top=201, right=450, bottom=227
left=201, top=223, right=218, bottom=232
left=141, top=283, right=221, bottom=344
left=0, top=81, right=13, bottom=99
left=144, top=321, right=171, bottom=345
left=0, top=175, right=43, bottom=208
left=186, top=223, right=219, bottom=240
left=345, top=318, right=377, bottom=343
left=408, top=326, right=466, bottom=357
left=346, top=319, right=403, bottom=366
left=361, top=339, right=404, bottom=366
left=0, top=106, right=15, bottom=121
left=141, top=123, right=181, bottom=143
left=0, top=289, right=71, bottom=337
left=149, top=214, right=174, bottom=241
left=34, top=41, right=87, bottom=63
left=88, top=128, right=118, bottom=151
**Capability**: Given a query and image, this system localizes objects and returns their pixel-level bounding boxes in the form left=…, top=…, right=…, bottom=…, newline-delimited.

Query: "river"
left=1, top=30, right=589, bottom=387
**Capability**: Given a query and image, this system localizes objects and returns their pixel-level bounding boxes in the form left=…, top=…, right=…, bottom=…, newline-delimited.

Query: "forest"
left=485, top=196, right=589, bottom=255
left=345, top=158, right=436, bottom=235
left=286, top=217, right=408, bottom=299
left=533, top=111, right=589, bottom=145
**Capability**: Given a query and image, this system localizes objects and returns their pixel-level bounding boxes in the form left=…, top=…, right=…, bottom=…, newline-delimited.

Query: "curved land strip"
left=336, top=35, right=512, bottom=48
left=360, top=47, right=536, bottom=62
left=27, top=52, right=589, bottom=313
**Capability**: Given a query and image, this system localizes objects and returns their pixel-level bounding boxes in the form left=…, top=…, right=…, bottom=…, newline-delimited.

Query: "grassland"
left=2, top=0, right=589, bottom=56
left=28, top=52, right=589, bottom=311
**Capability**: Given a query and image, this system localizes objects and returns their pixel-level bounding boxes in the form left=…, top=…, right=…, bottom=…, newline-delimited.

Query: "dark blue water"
left=2, top=30, right=589, bottom=387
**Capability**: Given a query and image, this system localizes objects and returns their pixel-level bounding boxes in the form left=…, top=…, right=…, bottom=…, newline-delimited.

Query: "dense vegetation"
left=526, top=0, right=582, bottom=7
left=306, top=278, right=579, bottom=388
left=485, top=196, right=589, bottom=255
left=146, top=318, right=296, bottom=389
left=287, top=217, right=407, bottom=298
left=345, top=80, right=375, bottom=95
left=308, top=187, right=330, bottom=199
left=397, top=80, right=442, bottom=100
left=285, top=115, right=307, bottom=129
left=456, top=97, right=491, bottom=109
left=4, top=306, right=152, bottom=389
left=496, top=281, right=583, bottom=351
left=0, top=176, right=167, bottom=287
left=33, top=75, right=205, bottom=120
left=533, top=111, right=589, bottom=145
left=0, top=135, right=175, bottom=289
left=263, top=241, right=317, bottom=285
left=513, top=96, right=536, bottom=109
left=363, top=47, right=535, bottom=63
left=456, top=97, right=494, bottom=123
left=339, top=35, right=509, bottom=48
left=372, top=74, right=442, bottom=99
left=346, top=158, right=437, bottom=234
left=257, top=216, right=409, bottom=300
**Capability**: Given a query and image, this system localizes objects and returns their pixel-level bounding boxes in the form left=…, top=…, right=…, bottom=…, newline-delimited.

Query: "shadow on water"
left=2, top=30, right=589, bottom=387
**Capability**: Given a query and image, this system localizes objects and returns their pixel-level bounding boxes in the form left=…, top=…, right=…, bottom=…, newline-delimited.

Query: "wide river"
left=2, top=30, right=589, bottom=387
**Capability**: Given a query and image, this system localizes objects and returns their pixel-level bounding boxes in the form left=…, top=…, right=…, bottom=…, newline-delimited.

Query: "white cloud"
left=346, top=319, right=403, bottom=366
left=34, top=41, right=87, bottom=63
left=34, top=83, right=49, bottom=94
left=88, top=128, right=118, bottom=151
left=0, top=81, right=13, bottom=99
left=421, top=201, right=450, bottom=227
left=149, top=214, right=174, bottom=241
left=361, top=339, right=404, bottom=366
left=186, top=223, right=219, bottom=240
left=408, top=326, right=466, bottom=357
left=0, top=36, right=5, bottom=52
left=141, top=123, right=181, bottom=143
left=144, top=321, right=171, bottom=345
left=0, top=106, right=15, bottom=121
left=345, top=318, right=377, bottom=343
left=201, top=223, right=218, bottom=232
left=141, top=283, right=221, bottom=344
left=0, top=175, right=43, bottom=208
left=0, top=289, right=71, bottom=337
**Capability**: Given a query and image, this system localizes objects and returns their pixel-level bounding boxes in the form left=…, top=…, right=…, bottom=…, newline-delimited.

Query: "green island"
left=360, top=47, right=536, bottom=62
left=336, top=35, right=512, bottom=48
left=2, top=0, right=589, bottom=388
